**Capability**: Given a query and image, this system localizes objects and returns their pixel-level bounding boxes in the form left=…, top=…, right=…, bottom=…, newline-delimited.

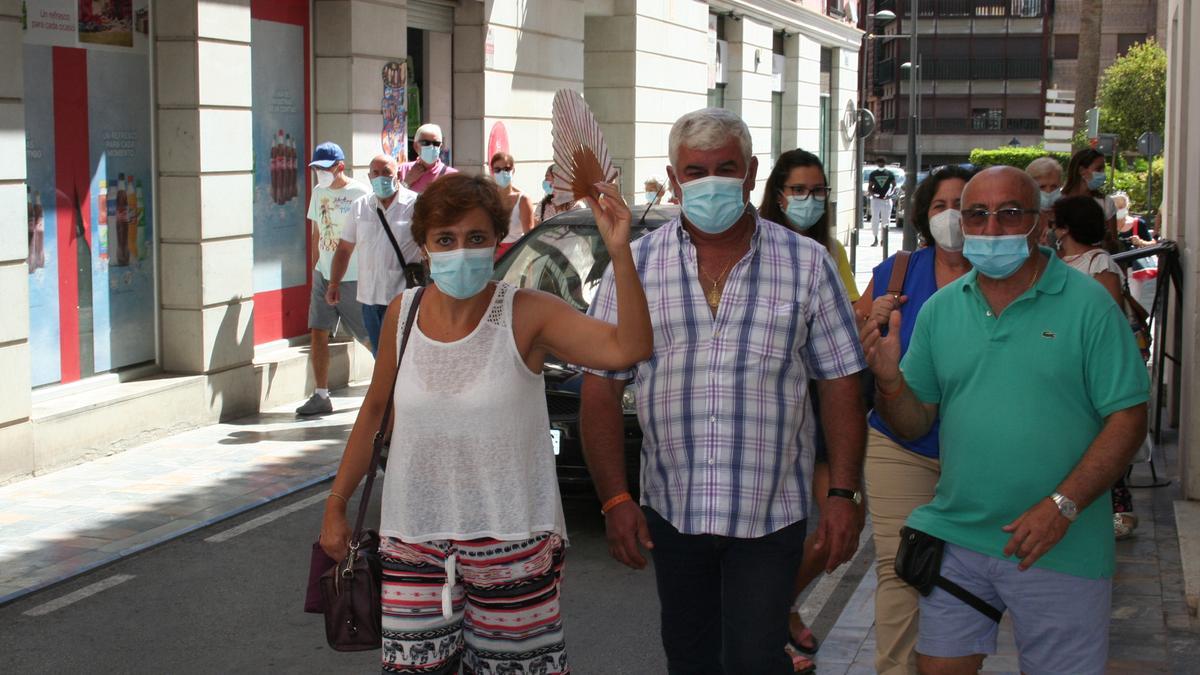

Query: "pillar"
left=725, top=15, right=775, bottom=204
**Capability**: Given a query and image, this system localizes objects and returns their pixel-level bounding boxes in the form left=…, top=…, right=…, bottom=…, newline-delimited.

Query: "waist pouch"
left=894, top=526, right=1003, bottom=623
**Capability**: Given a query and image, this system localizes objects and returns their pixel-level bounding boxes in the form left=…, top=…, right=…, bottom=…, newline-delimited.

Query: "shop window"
left=771, top=92, right=783, bottom=162
left=25, top=0, right=156, bottom=386
left=708, top=83, right=727, bottom=109
left=819, top=95, right=830, bottom=166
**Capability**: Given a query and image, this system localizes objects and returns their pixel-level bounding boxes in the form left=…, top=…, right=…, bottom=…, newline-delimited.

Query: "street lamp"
left=902, top=0, right=920, bottom=252
left=854, top=5, right=899, bottom=269
left=901, top=58, right=923, bottom=188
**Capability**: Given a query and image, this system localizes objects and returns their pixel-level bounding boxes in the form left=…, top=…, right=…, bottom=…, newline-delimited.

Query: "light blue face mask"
left=645, top=191, right=658, bottom=204
left=428, top=247, right=494, bottom=299
left=542, top=180, right=554, bottom=196
left=371, top=175, right=397, bottom=199
left=419, top=144, right=440, bottom=165
left=784, top=195, right=825, bottom=231
left=680, top=175, right=748, bottom=234
left=1086, top=171, right=1106, bottom=191
left=1039, top=188, right=1061, bottom=210
left=962, top=221, right=1037, bottom=280
left=494, top=170, right=512, bottom=188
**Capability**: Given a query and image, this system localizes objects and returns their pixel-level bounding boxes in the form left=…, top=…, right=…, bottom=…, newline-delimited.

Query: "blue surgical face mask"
left=784, top=195, right=825, bottom=231
left=494, top=170, right=512, bottom=188
left=1086, top=171, right=1106, bottom=191
left=371, top=175, right=396, bottom=199
left=680, top=175, right=748, bottom=234
left=962, top=221, right=1038, bottom=280
left=428, top=247, right=494, bottom=299
left=420, top=144, right=440, bottom=165
left=1039, top=188, right=1061, bottom=209
left=645, top=191, right=658, bottom=204
left=542, top=180, right=554, bottom=196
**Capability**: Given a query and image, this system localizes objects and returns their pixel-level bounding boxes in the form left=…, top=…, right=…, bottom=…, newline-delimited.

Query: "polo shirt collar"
left=961, top=246, right=1066, bottom=297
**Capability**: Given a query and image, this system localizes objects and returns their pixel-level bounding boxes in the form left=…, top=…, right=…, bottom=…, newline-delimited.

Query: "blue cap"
left=309, top=142, right=345, bottom=168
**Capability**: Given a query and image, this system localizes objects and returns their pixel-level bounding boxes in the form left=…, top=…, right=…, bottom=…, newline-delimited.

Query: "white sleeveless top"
left=379, top=282, right=566, bottom=542
left=501, top=197, right=523, bottom=244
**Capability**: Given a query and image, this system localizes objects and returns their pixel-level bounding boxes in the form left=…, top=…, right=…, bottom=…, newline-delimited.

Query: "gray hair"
left=414, top=123, right=443, bottom=141
left=668, top=108, right=753, bottom=167
left=1025, top=156, right=1063, bottom=181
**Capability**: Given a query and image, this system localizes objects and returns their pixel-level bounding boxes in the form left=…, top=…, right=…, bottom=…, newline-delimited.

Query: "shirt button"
left=986, top=310, right=993, bottom=317
left=708, top=459, right=715, bottom=465
left=709, top=415, right=717, bottom=423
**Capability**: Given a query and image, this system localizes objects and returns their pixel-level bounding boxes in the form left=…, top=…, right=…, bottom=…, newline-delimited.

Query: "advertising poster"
left=250, top=0, right=310, bottom=343
left=25, top=45, right=62, bottom=387
left=78, top=0, right=133, bottom=47
left=87, top=47, right=155, bottom=373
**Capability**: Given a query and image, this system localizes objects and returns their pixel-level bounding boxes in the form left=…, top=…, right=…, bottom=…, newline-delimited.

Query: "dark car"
left=492, top=204, right=679, bottom=494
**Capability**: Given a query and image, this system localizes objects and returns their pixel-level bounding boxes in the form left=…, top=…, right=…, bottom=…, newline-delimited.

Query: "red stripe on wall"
left=53, top=47, right=89, bottom=383
left=253, top=285, right=310, bottom=343
left=251, top=0, right=307, bottom=25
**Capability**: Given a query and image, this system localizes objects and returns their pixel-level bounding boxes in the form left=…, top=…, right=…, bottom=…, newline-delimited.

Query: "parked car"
left=492, top=204, right=679, bottom=494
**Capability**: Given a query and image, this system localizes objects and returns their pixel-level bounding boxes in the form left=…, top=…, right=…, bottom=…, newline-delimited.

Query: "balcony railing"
left=920, top=57, right=1044, bottom=81
left=888, top=117, right=1042, bottom=134
left=894, top=0, right=1043, bottom=18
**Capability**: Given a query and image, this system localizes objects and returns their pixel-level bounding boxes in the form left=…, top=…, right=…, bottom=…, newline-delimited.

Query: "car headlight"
left=621, top=385, right=637, bottom=415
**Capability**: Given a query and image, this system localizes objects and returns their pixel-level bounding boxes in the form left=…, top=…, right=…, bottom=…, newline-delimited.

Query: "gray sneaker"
left=295, top=393, right=333, bottom=416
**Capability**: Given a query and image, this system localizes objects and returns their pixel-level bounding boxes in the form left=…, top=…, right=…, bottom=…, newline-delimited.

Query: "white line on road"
left=24, top=574, right=136, bottom=616
left=205, top=492, right=329, bottom=544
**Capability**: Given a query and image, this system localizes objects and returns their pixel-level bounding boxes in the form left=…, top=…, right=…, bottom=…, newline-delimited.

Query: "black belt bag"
left=375, top=207, right=425, bottom=288
left=894, top=526, right=1003, bottom=623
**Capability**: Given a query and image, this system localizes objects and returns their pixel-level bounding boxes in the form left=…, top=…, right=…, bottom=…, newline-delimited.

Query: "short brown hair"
left=411, top=173, right=509, bottom=246
left=489, top=152, right=514, bottom=169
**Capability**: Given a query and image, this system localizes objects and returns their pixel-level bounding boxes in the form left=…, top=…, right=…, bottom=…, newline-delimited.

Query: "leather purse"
left=305, top=287, right=425, bottom=651
left=894, top=526, right=1002, bottom=623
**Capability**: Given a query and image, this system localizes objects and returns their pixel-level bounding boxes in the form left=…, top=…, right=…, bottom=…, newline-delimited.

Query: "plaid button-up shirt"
left=586, top=212, right=865, bottom=538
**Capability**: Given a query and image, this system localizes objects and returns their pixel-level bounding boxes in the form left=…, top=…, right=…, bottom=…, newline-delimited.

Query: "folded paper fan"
left=551, top=89, right=618, bottom=208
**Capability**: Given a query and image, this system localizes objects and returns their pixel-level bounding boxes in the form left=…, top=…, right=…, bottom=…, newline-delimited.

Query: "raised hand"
left=861, top=308, right=903, bottom=385
left=584, top=182, right=633, bottom=251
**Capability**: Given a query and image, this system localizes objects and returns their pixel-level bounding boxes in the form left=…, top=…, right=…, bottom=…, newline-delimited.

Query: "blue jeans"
left=643, top=507, right=807, bottom=674
left=362, top=303, right=389, bottom=356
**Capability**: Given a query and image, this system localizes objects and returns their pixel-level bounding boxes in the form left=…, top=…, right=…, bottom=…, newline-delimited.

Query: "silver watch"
left=1050, top=492, right=1078, bottom=522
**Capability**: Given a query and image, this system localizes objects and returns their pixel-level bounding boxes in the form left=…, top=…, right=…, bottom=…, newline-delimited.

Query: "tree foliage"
left=1098, top=39, right=1167, bottom=151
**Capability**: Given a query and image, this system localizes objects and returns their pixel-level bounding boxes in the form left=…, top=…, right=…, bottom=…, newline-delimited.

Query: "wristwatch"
left=828, top=488, right=862, bottom=505
left=1050, top=492, right=1078, bottom=522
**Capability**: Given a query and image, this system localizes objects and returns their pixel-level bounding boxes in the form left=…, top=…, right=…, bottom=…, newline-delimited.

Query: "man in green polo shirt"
left=861, top=166, right=1147, bottom=675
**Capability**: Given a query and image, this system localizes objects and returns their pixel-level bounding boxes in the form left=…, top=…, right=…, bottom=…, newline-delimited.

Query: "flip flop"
left=788, top=623, right=820, bottom=656
left=788, top=649, right=816, bottom=674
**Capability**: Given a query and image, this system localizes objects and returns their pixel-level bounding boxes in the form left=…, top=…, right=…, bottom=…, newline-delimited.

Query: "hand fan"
left=550, top=89, right=619, bottom=207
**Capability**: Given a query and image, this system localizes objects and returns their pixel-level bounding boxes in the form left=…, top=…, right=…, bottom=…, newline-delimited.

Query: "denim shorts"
left=917, top=542, right=1111, bottom=674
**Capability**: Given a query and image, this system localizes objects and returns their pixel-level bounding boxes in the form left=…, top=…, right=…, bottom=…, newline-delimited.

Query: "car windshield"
left=493, top=206, right=677, bottom=312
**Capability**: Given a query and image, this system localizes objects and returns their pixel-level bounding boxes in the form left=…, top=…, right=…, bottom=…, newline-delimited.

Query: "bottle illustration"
left=98, top=178, right=109, bottom=262
left=127, top=174, right=139, bottom=261
left=136, top=181, right=147, bottom=260
left=115, top=172, right=129, bottom=266
left=284, top=134, right=296, bottom=202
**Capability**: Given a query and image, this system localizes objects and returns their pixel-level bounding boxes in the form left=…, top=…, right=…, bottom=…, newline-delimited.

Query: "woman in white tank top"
left=318, top=173, right=651, bottom=673
left=490, top=152, right=534, bottom=257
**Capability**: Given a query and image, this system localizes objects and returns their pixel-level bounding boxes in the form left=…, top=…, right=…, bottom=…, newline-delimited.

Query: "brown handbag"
left=311, top=287, right=424, bottom=651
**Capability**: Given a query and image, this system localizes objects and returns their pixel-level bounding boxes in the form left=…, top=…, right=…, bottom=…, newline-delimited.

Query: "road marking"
left=23, top=574, right=135, bottom=616
left=797, top=526, right=873, bottom=626
left=205, top=492, right=329, bottom=543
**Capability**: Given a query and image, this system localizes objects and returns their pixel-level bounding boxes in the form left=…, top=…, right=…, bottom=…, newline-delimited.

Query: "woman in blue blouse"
left=852, top=165, right=973, bottom=675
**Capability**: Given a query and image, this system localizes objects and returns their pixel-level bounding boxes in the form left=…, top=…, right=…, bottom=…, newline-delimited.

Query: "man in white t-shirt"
left=297, top=141, right=372, bottom=416
left=327, top=154, right=419, bottom=355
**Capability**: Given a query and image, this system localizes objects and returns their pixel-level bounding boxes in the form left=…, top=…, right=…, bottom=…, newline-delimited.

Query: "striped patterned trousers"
left=379, top=533, right=568, bottom=674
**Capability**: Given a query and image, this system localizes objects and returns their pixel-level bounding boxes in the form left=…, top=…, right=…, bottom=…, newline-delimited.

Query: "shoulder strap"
left=350, top=287, right=424, bottom=540
left=935, top=576, right=1003, bottom=623
left=887, top=250, right=913, bottom=296
left=376, top=206, right=408, bottom=267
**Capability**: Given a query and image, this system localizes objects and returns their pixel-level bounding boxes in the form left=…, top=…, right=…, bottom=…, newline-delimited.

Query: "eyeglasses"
left=781, top=185, right=830, bottom=201
left=417, top=139, right=443, bottom=147
left=962, top=208, right=1040, bottom=228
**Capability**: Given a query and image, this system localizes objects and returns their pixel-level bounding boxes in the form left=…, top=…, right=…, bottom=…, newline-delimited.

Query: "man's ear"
left=666, top=165, right=680, bottom=196
left=743, top=156, right=759, bottom=192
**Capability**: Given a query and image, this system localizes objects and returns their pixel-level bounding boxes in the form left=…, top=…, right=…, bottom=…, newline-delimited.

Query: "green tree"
left=1097, top=39, right=1167, bottom=151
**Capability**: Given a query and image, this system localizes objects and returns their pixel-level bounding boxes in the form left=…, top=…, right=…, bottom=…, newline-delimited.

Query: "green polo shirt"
left=901, top=249, right=1148, bottom=579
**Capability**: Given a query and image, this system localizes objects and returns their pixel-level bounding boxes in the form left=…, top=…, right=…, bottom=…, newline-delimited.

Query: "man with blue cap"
left=297, top=141, right=371, bottom=416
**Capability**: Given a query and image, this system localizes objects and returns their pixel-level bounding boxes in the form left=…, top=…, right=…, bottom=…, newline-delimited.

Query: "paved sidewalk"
left=0, top=387, right=366, bottom=605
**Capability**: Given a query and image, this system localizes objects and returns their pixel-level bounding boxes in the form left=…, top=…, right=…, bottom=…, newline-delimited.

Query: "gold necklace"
left=702, top=258, right=737, bottom=310
left=1025, top=257, right=1044, bottom=292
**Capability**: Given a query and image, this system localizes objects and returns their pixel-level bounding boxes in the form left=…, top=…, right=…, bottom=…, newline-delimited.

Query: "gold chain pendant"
left=707, top=287, right=721, bottom=309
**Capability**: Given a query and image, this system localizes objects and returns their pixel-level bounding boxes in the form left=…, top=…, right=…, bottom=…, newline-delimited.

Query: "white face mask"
left=315, top=169, right=334, bottom=188
left=928, top=209, right=964, bottom=252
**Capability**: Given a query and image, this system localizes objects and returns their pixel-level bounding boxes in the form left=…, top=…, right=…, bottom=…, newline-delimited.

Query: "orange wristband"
left=601, top=492, right=633, bottom=515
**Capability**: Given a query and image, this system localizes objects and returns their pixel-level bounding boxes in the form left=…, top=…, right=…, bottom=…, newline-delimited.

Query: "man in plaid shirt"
left=581, top=108, right=867, bottom=673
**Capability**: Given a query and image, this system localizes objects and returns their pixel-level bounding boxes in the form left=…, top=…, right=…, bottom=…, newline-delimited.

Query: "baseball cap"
left=309, top=142, right=345, bottom=169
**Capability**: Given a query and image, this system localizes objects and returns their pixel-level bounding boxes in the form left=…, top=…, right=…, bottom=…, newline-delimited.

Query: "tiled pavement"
left=0, top=386, right=367, bottom=605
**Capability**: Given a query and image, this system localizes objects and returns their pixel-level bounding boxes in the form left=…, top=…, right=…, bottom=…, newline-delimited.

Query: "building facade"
left=864, top=0, right=1166, bottom=167
left=0, top=0, right=861, bottom=483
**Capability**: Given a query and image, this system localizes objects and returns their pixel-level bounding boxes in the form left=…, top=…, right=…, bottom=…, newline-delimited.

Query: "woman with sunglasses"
left=319, top=173, right=651, bottom=673
left=853, top=165, right=974, bottom=675
left=758, top=148, right=859, bottom=674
